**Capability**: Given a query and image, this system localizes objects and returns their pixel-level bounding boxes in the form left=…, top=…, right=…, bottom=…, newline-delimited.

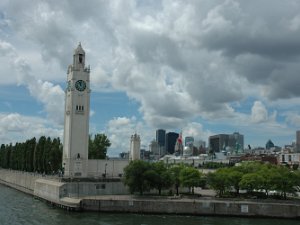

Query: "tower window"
left=79, top=54, right=83, bottom=63
left=75, top=105, right=84, bottom=114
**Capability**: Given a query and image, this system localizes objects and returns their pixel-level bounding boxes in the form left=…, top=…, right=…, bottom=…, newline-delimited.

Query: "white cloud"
left=104, top=116, right=153, bottom=156
left=251, top=101, right=269, bottom=123
left=26, top=79, right=64, bottom=125
left=182, top=122, right=213, bottom=143
left=0, top=113, right=62, bottom=144
left=285, top=112, right=300, bottom=127
left=1, top=0, right=300, bottom=149
left=0, top=38, right=65, bottom=125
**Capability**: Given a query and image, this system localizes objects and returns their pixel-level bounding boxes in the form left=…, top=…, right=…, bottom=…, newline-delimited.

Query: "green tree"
left=179, top=167, right=202, bottom=194
left=35, top=136, right=46, bottom=172
left=239, top=173, right=264, bottom=195
left=207, top=168, right=230, bottom=197
left=169, top=164, right=185, bottom=195
left=227, top=167, right=244, bottom=196
left=150, top=161, right=173, bottom=195
left=257, top=165, right=277, bottom=197
left=237, top=161, right=263, bottom=174
left=123, top=160, right=151, bottom=195
left=272, top=166, right=298, bottom=199
left=88, top=134, right=111, bottom=159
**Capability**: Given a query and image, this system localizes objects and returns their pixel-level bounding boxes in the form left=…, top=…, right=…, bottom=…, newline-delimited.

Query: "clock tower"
left=62, top=43, right=90, bottom=177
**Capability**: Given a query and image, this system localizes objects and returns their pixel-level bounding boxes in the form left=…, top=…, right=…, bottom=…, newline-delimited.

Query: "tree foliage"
left=207, top=168, right=230, bottom=197
left=123, top=160, right=151, bottom=195
left=0, top=136, right=62, bottom=174
left=207, top=161, right=300, bottom=199
left=179, top=167, right=202, bottom=194
left=0, top=133, right=110, bottom=174
left=88, top=134, right=111, bottom=159
left=169, top=164, right=185, bottom=195
left=123, top=161, right=205, bottom=195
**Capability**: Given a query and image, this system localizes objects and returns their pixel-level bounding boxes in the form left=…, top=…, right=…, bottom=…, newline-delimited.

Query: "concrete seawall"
left=0, top=169, right=40, bottom=195
left=81, top=196, right=300, bottom=218
left=1, top=169, right=300, bottom=218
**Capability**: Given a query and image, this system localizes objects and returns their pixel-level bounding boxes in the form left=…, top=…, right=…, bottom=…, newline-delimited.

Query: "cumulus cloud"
left=0, top=113, right=62, bottom=144
left=1, top=0, right=300, bottom=148
left=251, top=101, right=277, bottom=124
left=285, top=112, right=300, bottom=127
left=0, top=38, right=64, bottom=125
left=104, top=117, right=153, bottom=156
left=182, top=122, right=213, bottom=143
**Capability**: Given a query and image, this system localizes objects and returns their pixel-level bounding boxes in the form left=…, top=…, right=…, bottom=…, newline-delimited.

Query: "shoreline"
left=0, top=169, right=300, bottom=218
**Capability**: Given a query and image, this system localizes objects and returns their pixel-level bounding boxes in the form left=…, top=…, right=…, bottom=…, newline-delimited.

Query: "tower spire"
left=73, top=42, right=85, bottom=69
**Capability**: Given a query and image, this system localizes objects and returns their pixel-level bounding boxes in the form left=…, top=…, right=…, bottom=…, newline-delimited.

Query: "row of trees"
left=0, top=137, right=62, bottom=174
left=123, top=160, right=205, bottom=195
left=207, top=162, right=300, bottom=199
left=0, top=134, right=110, bottom=174
left=124, top=161, right=300, bottom=200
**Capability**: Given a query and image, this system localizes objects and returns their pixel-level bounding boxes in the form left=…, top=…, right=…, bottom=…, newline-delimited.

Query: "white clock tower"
left=62, top=43, right=90, bottom=177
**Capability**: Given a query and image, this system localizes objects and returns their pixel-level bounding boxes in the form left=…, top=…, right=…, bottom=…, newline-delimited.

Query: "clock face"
left=75, top=80, right=86, bottom=92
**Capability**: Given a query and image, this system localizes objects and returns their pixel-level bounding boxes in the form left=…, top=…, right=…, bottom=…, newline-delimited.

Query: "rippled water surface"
left=0, top=184, right=298, bottom=225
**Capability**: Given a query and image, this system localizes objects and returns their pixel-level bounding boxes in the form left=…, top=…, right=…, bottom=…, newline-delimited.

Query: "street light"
left=104, top=163, right=107, bottom=178
left=48, top=161, right=53, bottom=175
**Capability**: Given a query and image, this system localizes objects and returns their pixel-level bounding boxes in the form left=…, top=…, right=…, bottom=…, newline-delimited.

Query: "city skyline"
left=1, top=1, right=300, bottom=156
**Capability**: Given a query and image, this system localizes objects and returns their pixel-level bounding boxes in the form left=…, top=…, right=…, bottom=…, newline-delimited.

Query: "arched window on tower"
left=79, top=54, right=83, bottom=64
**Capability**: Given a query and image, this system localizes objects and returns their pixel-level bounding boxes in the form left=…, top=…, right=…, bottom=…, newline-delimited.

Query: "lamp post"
left=104, top=163, right=107, bottom=178
left=62, top=163, right=65, bottom=177
left=48, top=161, right=53, bottom=175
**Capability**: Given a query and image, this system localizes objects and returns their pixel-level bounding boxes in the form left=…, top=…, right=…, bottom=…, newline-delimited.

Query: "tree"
left=179, top=167, right=202, bottom=194
left=169, top=164, right=185, bottom=195
left=239, top=173, right=264, bottom=195
left=272, top=166, right=298, bottom=199
left=150, top=162, right=173, bottom=195
left=257, top=165, right=277, bottom=197
left=207, top=168, right=230, bottom=197
left=227, top=168, right=243, bottom=196
left=88, top=134, right=111, bottom=159
left=123, top=160, right=151, bottom=195
left=1, top=136, right=63, bottom=174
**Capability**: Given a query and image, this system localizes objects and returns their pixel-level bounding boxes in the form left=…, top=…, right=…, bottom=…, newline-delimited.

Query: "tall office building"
left=209, top=132, right=244, bottom=153
left=149, top=140, right=160, bottom=155
left=296, top=131, right=300, bottom=152
left=209, top=134, right=229, bottom=153
left=156, top=129, right=166, bottom=155
left=165, top=132, right=179, bottom=154
left=229, top=132, right=244, bottom=152
left=185, top=136, right=194, bottom=147
left=156, top=129, right=166, bottom=146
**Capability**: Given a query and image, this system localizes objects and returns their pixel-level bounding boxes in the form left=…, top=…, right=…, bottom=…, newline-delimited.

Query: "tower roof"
left=74, top=42, right=85, bottom=55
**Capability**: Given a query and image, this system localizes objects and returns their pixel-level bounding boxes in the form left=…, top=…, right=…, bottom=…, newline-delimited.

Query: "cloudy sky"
left=1, top=0, right=300, bottom=156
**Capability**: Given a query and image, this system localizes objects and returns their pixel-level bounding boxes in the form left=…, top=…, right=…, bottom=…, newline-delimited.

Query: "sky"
left=0, top=0, right=300, bottom=156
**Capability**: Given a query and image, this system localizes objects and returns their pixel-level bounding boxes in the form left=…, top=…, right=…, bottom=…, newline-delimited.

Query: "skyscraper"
left=209, top=132, right=244, bottom=153
left=209, top=134, right=228, bottom=153
left=296, top=131, right=300, bottom=152
left=156, top=129, right=166, bottom=146
left=156, top=129, right=166, bottom=155
left=185, top=136, right=194, bottom=147
left=165, top=132, right=179, bottom=154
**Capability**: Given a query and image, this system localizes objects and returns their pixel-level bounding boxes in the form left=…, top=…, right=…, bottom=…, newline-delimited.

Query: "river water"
left=0, top=184, right=298, bottom=225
